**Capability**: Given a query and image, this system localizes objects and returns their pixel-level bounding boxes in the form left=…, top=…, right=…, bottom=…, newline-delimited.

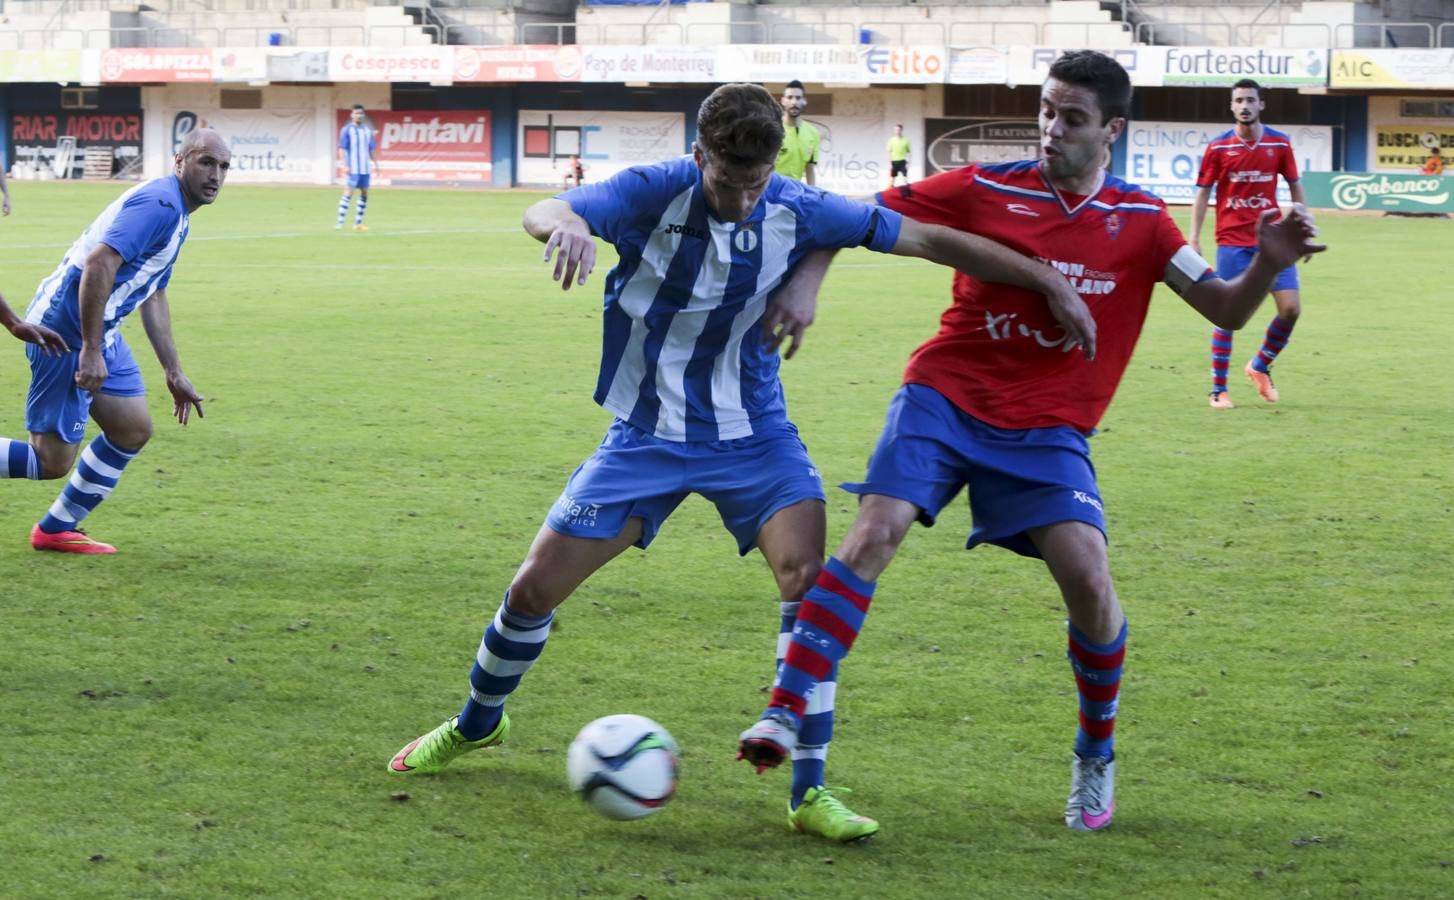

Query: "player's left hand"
left=761, top=282, right=818, bottom=360
left=6, top=319, right=68, bottom=355
left=1256, top=204, right=1327, bottom=268
left=165, top=370, right=204, bottom=425
left=543, top=221, right=596, bottom=291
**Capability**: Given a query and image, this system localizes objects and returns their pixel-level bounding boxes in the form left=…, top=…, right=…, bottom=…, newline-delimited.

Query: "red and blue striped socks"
left=1067, top=620, right=1126, bottom=760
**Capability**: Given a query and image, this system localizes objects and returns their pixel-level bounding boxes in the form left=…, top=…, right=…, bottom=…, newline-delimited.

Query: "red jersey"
left=1196, top=127, right=1299, bottom=247
left=877, top=160, right=1206, bottom=434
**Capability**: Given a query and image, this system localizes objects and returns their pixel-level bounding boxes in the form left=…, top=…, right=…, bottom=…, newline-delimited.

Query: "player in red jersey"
left=1192, top=78, right=1307, bottom=407
left=736, top=50, right=1325, bottom=833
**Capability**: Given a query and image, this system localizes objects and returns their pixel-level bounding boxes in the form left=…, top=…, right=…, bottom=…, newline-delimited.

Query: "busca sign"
left=1302, top=172, right=1454, bottom=212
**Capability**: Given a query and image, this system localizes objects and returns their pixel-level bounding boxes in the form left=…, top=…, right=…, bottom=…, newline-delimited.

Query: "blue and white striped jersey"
left=25, top=175, right=190, bottom=350
left=338, top=122, right=375, bottom=176
left=561, top=155, right=903, bottom=442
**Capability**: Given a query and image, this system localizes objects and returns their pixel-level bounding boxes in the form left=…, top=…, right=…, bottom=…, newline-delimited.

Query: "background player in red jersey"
left=737, top=50, right=1325, bottom=834
left=1192, top=78, right=1307, bottom=408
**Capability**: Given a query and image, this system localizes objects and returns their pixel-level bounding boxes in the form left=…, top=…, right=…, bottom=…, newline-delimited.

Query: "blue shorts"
left=547, top=418, right=825, bottom=556
left=842, top=384, right=1106, bottom=559
left=25, top=336, right=146, bottom=443
left=346, top=174, right=371, bottom=190
left=1217, top=245, right=1298, bottom=292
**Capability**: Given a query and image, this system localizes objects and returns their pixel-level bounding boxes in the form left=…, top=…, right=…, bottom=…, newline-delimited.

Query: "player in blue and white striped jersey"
left=336, top=105, right=379, bottom=231
left=388, top=84, right=1092, bottom=841
left=0, top=128, right=229, bottom=554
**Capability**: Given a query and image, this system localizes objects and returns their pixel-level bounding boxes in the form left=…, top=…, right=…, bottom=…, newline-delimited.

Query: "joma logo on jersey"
left=664, top=223, right=706, bottom=240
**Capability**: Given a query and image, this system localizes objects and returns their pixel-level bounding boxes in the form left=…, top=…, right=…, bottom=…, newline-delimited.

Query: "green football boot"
left=788, top=786, right=880, bottom=843
left=388, top=714, right=510, bottom=774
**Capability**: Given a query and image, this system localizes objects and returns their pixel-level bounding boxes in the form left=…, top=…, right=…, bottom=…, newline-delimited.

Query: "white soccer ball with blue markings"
left=566, top=714, right=679, bottom=820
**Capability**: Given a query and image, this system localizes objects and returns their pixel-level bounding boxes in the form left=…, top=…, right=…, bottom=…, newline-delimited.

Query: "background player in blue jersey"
left=388, top=83, right=1094, bottom=843
left=336, top=104, right=379, bottom=231
left=0, top=128, right=229, bottom=554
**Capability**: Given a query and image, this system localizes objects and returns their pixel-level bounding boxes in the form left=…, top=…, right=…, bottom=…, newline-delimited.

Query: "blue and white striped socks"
left=335, top=192, right=351, bottom=226
left=457, top=595, right=554, bottom=740
left=36, top=434, right=138, bottom=534
left=354, top=196, right=368, bottom=225
left=0, top=438, right=40, bottom=479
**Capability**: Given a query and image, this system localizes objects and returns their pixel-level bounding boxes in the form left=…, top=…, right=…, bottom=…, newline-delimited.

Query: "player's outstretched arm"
left=1176, top=205, right=1326, bottom=330
left=0, top=295, right=67, bottom=355
left=139, top=288, right=204, bottom=425
left=891, top=218, right=1096, bottom=360
left=522, top=198, right=595, bottom=291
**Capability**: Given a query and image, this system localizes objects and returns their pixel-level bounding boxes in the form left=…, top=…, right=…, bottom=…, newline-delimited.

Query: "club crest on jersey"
left=1103, top=212, right=1122, bottom=240
left=733, top=225, right=758, bottom=254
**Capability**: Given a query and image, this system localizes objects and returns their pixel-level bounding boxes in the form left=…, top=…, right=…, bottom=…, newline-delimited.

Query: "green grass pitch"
left=0, top=182, right=1450, bottom=898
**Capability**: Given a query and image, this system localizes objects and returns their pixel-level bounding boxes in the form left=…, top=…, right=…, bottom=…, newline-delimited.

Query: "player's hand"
left=1043, top=274, right=1097, bottom=361
left=543, top=221, right=596, bottom=291
left=6, top=319, right=68, bottom=355
left=761, top=282, right=818, bottom=360
left=1255, top=204, right=1326, bottom=269
left=1191, top=241, right=1202, bottom=259
left=74, top=347, right=107, bottom=392
left=165, top=370, right=204, bottom=425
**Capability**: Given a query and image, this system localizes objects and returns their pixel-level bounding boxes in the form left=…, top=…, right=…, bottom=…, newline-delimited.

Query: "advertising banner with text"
left=1008, top=47, right=1164, bottom=87
left=1331, top=50, right=1454, bottom=90
left=517, top=110, right=684, bottom=185
left=579, top=45, right=718, bottom=83
left=1124, top=120, right=1334, bottom=204
left=169, top=108, right=320, bottom=183
left=1373, top=125, right=1454, bottom=172
left=1302, top=171, right=1453, bottom=213
left=452, top=45, right=582, bottom=83
left=805, top=116, right=894, bottom=195
left=1158, top=47, right=1327, bottom=87
left=10, top=111, right=143, bottom=179
left=717, top=44, right=945, bottom=85
left=328, top=47, right=452, bottom=84
left=99, top=48, right=213, bottom=83
left=925, top=118, right=1038, bottom=174
left=336, top=109, right=492, bottom=184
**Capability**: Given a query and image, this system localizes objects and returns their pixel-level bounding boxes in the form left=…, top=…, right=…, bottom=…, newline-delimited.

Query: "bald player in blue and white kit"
left=387, top=83, right=1093, bottom=842
left=0, top=128, right=229, bottom=553
left=336, top=104, right=378, bottom=231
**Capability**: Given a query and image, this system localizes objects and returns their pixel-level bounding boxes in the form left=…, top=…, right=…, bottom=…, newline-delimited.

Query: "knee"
left=504, top=574, right=559, bottom=618
left=1277, top=298, right=1301, bottom=323
left=839, top=515, right=910, bottom=572
left=105, top=424, right=151, bottom=452
left=774, top=557, right=822, bottom=603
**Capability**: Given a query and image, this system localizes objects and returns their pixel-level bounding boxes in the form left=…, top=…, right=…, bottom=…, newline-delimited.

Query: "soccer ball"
left=566, top=714, right=679, bottom=820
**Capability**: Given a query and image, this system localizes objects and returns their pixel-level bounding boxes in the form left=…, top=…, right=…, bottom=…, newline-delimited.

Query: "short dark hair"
left=784, top=80, right=805, bottom=94
left=352, top=104, right=365, bottom=111
left=1232, top=78, right=1262, bottom=98
left=697, top=83, right=785, bottom=168
left=1046, top=50, right=1131, bottom=125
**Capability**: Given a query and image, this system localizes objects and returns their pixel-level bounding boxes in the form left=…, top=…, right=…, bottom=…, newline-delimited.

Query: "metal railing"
left=948, top=21, right=1038, bottom=46
left=1135, top=21, right=1233, bottom=46
left=0, top=22, right=443, bottom=46
left=1333, top=21, right=1434, bottom=49
left=1441, top=23, right=1454, bottom=49
left=859, top=21, right=947, bottom=45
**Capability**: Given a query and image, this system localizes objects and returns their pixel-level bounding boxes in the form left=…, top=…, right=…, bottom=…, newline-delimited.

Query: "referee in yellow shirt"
left=775, top=80, right=819, bottom=185
left=887, top=124, right=911, bottom=188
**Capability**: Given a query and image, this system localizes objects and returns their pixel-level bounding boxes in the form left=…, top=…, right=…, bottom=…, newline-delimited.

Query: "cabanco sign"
left=1302, top=171, right=1454, bottom=213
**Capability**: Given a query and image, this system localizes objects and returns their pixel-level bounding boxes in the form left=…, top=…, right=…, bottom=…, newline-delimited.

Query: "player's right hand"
left=75, top=347, right=107, bottom=392
left=1044, top=276, right=1097, bottom=361
left=543, top=222, right=596, bottom=291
